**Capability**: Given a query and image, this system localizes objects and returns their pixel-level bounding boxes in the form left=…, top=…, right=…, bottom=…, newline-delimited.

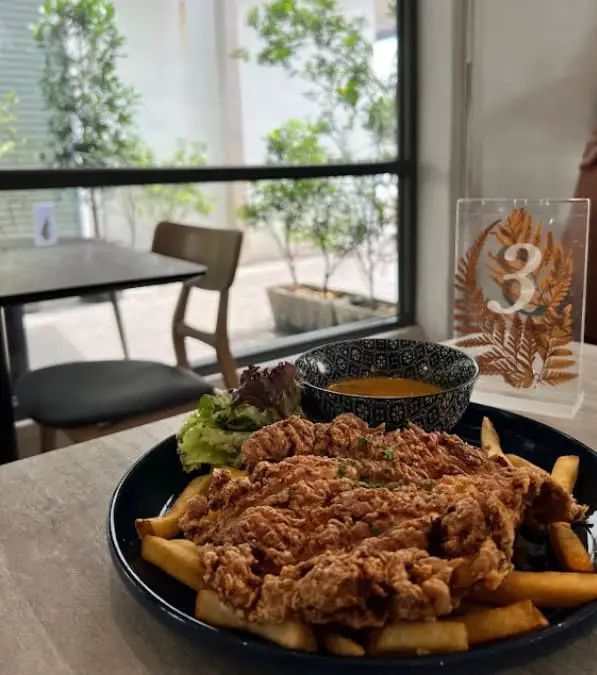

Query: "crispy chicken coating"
left=180, top=416, right=585, bottom=629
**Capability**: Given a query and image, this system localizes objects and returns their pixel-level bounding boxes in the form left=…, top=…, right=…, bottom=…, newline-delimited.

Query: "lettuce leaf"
left=176, top=408, right=253, bottom=471
left=176, top=361, right=302, bottom=472
left=201, top=391, right=273, bottom=431
left=232, top=362, right=302, bottom=418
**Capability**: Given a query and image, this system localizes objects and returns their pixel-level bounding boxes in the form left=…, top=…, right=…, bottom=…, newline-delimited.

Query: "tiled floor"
left=24, top=253, right=398, bottom=369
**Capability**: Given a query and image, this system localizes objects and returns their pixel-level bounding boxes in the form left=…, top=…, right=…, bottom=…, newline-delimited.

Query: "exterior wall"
left=0, top=0, right=81, bottom=239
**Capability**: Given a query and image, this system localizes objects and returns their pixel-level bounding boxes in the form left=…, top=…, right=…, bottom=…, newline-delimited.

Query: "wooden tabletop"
left=2, top=349, right=597, bottom=674
left=0, top=239, right=206, bottom=305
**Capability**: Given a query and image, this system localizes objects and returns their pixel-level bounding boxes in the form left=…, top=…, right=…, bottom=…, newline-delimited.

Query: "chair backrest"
left=151, top=221, right=244, bottom=389
left=152, top=221, right=243, bottom=292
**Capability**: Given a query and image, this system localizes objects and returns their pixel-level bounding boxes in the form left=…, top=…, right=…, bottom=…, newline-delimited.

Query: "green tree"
left=0, top=92, right=19, bottom=159
left=107, top=139, right=213, bottom=248
left=0, top=91, right=27, bottom=233
left=242, top=119, right=356, bottom=293
left=32, top=0, right=141, bottom=238
left=144, top=140, right=213, bottom=222
left=236, top=0, right=397, bottom=301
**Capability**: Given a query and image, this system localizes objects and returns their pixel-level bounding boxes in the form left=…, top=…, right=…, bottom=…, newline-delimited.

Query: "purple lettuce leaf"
left=231, top=361, right=302, bottom=419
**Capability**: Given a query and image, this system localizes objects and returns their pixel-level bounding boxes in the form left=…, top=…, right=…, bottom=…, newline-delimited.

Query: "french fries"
left=456, top=601, right=548, bottom=645
left=195, top=590, right=317, bottom=652
left=368, top=621, right=468, bottom=655
left=141, top=536, right=205, bottom=591
left=506, top=454, right=548, bottom=475
left=551, top=456, right=580, bottom=494
left=481, top=417, right=504, bottom=459
left=548, top=523, right=594, bottom=573
left=135, top=474, right=212, bottom=539
left=318, top=630, right=365, bottom=657
left=546, top=454, right=592, bottom=572
left=134, top=416, right=596, bottom=659
left=472, top=570, right=597, bottom=608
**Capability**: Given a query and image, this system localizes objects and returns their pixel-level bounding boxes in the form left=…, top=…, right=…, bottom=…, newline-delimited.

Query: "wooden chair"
left=16, top=222, right=243, bottom=452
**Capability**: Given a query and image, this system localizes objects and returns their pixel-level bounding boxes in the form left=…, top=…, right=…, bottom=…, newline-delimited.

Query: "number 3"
left=487, top=244, right=542, bottom=315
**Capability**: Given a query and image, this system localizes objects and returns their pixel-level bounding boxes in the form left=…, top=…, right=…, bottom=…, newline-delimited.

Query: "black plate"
left=108, top=403, right=597, bottom=674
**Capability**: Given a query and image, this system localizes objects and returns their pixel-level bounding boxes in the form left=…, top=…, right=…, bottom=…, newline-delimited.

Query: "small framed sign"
left=451, top=198, right=589, bottom=418
left=33, top=202, right=58, bottom=246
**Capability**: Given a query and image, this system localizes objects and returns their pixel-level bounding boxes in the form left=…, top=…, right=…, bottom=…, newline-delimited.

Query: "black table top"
left=0, top=239, right=207, bottom=305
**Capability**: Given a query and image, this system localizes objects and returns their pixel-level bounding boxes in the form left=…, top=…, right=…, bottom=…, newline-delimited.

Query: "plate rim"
left=107, top=402, right=597, bottom=671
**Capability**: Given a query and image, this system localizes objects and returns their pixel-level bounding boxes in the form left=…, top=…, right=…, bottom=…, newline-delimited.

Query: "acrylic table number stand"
left=451, top=199, right=589, bottom=419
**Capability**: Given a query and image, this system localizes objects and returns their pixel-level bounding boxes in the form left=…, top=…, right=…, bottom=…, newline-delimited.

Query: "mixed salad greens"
left=177, top=362, right=302, bottom=471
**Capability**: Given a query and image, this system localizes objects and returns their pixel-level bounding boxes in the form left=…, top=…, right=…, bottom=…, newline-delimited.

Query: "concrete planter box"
left=267, top=284, right=395, bottom=334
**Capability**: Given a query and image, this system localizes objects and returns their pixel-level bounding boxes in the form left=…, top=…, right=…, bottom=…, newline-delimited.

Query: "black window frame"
left=0, top=0, right=417, bottom=375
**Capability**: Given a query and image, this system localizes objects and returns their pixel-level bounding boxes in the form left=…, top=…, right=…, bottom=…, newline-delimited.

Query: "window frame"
left=0, top=0, right=417, bottom=370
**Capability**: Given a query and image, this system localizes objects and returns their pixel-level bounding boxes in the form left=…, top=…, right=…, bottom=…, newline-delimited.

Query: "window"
left=0, top=0, right=417, bottom=372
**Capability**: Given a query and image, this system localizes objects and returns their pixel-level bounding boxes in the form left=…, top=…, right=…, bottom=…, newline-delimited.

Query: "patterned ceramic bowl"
left=296, top=338, right=479, bottom=431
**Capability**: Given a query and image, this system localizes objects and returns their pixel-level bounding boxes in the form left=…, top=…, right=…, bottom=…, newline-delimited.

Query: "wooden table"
left=0, top=239, right=206, bottom=464
left=2, top=348, right=597, bottom=674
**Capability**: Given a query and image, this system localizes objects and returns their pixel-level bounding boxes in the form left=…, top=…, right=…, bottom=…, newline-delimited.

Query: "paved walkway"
left=24, top=254, right=398, bottom=369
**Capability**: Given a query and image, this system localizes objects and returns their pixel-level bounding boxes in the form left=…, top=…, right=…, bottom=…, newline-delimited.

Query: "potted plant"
left=242, top=122, right=395, bottom=333
left=236, top=0, right=397, bottom=333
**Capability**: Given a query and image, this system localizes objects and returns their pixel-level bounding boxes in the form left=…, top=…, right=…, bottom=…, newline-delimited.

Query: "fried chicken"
left=180, top=415, right=585, bottom=629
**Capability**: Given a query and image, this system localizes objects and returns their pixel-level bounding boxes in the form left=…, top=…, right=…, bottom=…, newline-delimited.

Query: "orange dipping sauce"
left=327, top=376, right=442, bottom=398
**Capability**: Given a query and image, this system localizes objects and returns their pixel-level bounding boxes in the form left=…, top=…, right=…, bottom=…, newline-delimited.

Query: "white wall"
left=416, top=0, right=597, bottom=341
left=416, top=0, right=466, bottom=341
left=114, top=0, right=222, bottom=166
left=109, top=0, right=227, bottom=247
left=468, top=0, right=597, bottom=199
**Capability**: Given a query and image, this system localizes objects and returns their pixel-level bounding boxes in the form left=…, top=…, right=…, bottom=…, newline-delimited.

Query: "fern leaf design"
left=455, top=206, right=577, bottom=389
left=453, top=220, right=498, bottom=339
left=454, top=335, right=494, bottom=349
left=545, top=358, right=576, bottom=370
left=543, top=371, right=578, bottom=386
left=550, top=347, right=574, bottom=357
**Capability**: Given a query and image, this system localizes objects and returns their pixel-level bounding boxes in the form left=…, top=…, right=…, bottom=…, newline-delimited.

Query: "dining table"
left=1, top=346, right=597, bottom=674
left=0, top=238, right=207, bottom=464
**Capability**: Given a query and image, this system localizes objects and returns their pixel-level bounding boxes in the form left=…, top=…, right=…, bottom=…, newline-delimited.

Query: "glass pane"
left=0, top=0, right=397, bottom=171
left=1, top=175, right=397, bottom=372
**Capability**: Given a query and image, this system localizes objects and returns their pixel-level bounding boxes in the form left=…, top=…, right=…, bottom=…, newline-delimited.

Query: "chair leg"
left=109, top=292, right=129, bottom=359
left=216, top=341, right=239, bottom=390
left=40, top=426, right=57, bottom=453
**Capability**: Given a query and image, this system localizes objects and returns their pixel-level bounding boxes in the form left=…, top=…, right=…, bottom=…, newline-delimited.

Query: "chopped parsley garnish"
left=357, top=436, right=368, bottom=449
left=420, top=479, right=436, bottom=492
left=382, top=448, right=395, bottom=460
left=369, top=524, right=382, bottom=536
left=336, top=463, right=348, bottom=478
left=359, top=480, right=384, bottom=489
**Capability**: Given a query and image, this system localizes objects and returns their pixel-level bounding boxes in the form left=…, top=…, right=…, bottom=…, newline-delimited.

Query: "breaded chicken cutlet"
left=180, top=414, right=585, bottom=629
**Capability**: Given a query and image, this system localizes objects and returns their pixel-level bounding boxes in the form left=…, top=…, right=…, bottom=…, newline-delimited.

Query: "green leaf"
left=247, top=6, right=260, bottom=27
left=230, top=47, right=250, bottom=61
left=32, top=0, right=142, bottom=172
left=177, top=420, right=253, bottom=471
